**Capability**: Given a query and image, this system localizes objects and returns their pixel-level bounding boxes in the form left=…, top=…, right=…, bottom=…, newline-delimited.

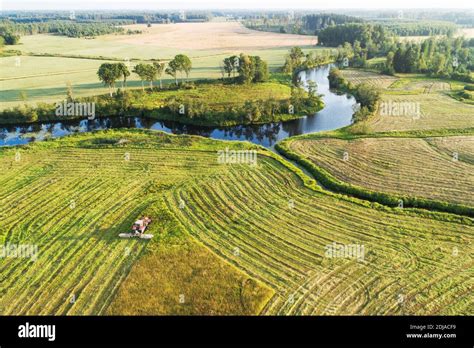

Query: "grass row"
left=276, top=127, right=474, bottom=217
left=288, top=135, right=473, bottom=206
left=339, top=69, right=474, bottom=133
left=167, top=138, right=473, bottom=315
left=1, top=129, right=472, bottom=315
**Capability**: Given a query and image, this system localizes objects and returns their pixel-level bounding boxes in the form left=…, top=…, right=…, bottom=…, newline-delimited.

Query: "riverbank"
left=276, top=127, right=474, bottom=217
left=0, top=75, right=323, bottom=127
left=0, top=65, right=355, bottom=147
left=273, top=66, right=474, bottom=217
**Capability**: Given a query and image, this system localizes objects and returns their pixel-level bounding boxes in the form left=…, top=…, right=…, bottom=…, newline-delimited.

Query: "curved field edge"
left=288, top=136, right=473, bottom=206
left=276, top=127, right=474, bottom=217
left=0, top=129, right=275, bottom=315
left=166, top=139, right=473, bottom=315
left=1, top=129, right=472, bottom=315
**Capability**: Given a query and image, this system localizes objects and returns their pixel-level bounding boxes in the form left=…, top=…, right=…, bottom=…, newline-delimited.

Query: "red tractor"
left=119, top=216, right=153, bottom=239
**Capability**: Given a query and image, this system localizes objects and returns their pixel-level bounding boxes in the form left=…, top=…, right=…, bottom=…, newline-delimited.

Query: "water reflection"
left=0, top=65, right=355, bottom=148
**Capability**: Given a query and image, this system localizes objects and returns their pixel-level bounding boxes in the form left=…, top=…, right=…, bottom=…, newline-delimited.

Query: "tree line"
left=328, top=68, right=381, bottom=123
left=320, top=23, right=473, bottom=81
left=318, top=23, right=393, bottom=54
left=378, top=20, right=457, bottom=37
left=243, top=12, right=362, bottom=36
left=0, top=19, right=128, bottom=38
left=220, top=54, right=269, bottom=84
left=97, top=54, right=192, bottom=96
left=384, top=37, right=473, bottom=80
left=1, top=11, right=210, bottom=25
left=302, top=14, right=363, bottom=34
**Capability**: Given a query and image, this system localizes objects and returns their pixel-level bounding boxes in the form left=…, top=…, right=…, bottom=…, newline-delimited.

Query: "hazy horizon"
left=2, top=0, right=473, bottom=11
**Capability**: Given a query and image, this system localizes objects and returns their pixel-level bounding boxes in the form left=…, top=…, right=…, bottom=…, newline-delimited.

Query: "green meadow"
left=1, top=17, right=473, bottom=318
left=1, top=29, right=325, bottom=108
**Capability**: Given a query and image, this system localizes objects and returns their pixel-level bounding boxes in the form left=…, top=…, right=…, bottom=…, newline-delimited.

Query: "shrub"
left=464, top=85, right=474, bottom=91
left=459, top=91, right=473, bottom=100
left=451, top=72, right=474, bottom=83
left=329, top=68, right=380, bottom=112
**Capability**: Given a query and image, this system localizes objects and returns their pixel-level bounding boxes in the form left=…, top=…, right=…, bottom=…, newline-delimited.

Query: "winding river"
left=0, top=65, right=356, bottom=148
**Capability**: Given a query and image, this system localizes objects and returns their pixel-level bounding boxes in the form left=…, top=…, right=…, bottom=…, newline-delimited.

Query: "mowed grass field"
left=107, top=238, right=273, bottom=315
left=341, top=69, right=398, bottom=89
left=340, top=69, right=474, bottom=132
left=400, top=28, right=474, bottom=43
left=287, top=134, right=474, bottom=206
left=0, top=130, right=274, bottom=315
left=1, top=129, right=472, bottom=315
left=0, top=21, right=323, bottom=108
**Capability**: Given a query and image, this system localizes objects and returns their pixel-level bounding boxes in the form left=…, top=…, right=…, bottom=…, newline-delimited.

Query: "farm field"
left=287, top=134, right=474, bottom=206
left=400, top=27, right=474, bottom=43
left=0, top=56, right=106, bottom=106
left=0, top=130, right=273, bottom=315
left=107, top=238, right=274, bottom=315
left=131, top=81, right=292, bottom=108
left=0, top=129, right=472, bottom=315
left=0, top=21, right=323, bottom=108
left=115, top=22, right=318, bottom=50
left=341, top=70, right=474, bottom=132
left=339, top=69, right=398, bottom=89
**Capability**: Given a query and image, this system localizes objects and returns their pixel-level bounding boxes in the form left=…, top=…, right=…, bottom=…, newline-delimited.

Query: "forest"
left=385, top=37, right=473, bottom=78
left=302, top=14, right=363, bottom=34
left=318, top=23, right=474, bottom=81
left=376, top=20, right=457, bottom=36
left=0, top=19, right=130, bottom=38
